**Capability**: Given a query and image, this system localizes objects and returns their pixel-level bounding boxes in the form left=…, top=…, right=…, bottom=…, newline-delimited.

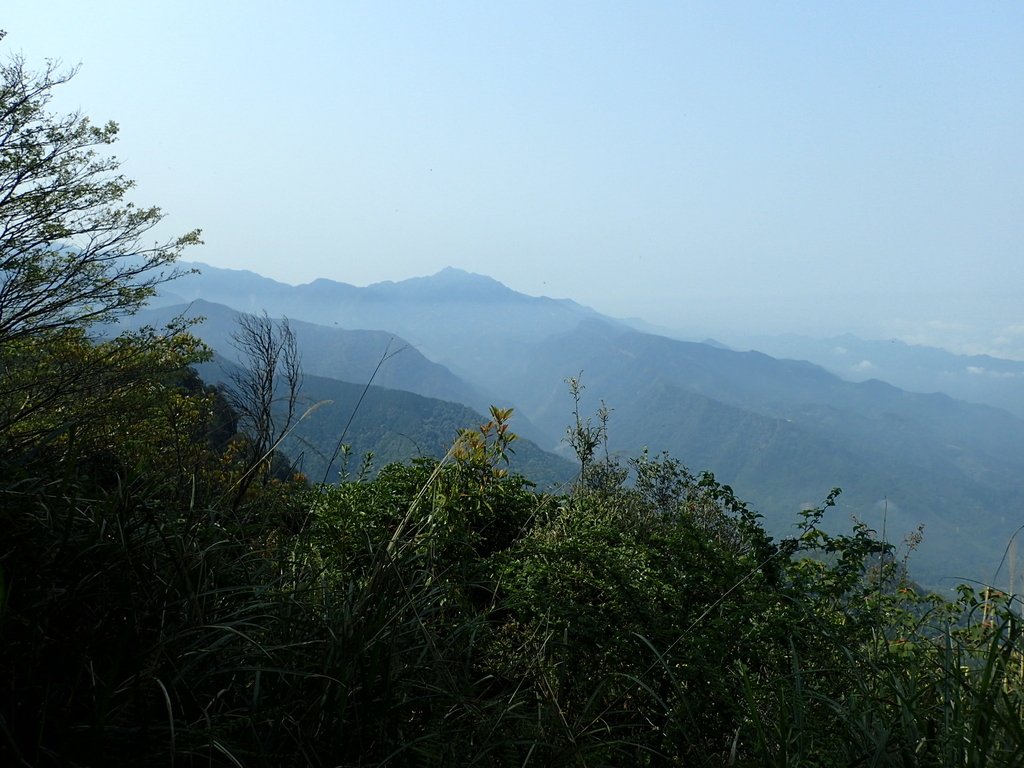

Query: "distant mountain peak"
left=359, top=266, right=518, bottom=302
left=435, top=266, right=476, bottom=278
left=424, top=266, right=513, bottom=290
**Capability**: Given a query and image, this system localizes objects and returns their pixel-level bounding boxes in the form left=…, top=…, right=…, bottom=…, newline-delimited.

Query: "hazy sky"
left=4, top=2, right=1023, bottom=356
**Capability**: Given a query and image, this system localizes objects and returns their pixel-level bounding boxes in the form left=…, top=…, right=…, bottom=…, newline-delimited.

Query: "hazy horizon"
left=175, top=258, right=1024, bottom=365
left=5, top=2, right=1022, bottom=357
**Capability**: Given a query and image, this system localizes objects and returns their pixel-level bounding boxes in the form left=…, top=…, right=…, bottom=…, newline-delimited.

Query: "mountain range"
left=143, top=262, right=1024, bottom=591
left=727, top=333, right=1024, bottom=420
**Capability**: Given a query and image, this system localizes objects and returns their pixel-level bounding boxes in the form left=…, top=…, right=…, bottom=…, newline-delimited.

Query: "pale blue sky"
left=4, top=2, right=1023, bottom=355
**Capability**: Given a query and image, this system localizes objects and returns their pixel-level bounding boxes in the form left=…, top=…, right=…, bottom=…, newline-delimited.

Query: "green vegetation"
left=5, top=370, right=1024, bottom=765
left=4, top=42, right=1024, bottom=766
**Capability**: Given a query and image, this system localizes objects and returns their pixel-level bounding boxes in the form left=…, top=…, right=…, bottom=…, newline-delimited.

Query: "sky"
left=4, top=2, right=1023, bottom=356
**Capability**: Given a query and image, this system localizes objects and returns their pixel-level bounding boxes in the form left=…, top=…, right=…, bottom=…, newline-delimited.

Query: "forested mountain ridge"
left=497, top=320, right=1024, bottom=586
left=140, top=299, right=481, bottom=401
left=192, top=357, right=575, bottom=488
left=126, top=300, right=569, bottom=479
left=162, top=262, right=1024, bottom=590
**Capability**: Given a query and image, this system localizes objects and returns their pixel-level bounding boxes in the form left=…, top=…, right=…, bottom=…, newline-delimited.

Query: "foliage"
left=0, top=323, right=209, bottom=460
left=0, top=49, right=200, bottom=346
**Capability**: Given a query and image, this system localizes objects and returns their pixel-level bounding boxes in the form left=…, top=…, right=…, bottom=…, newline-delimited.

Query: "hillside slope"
left=192, top=356, right=575, bottom=489
left=133, top=299, right=559, bottom=447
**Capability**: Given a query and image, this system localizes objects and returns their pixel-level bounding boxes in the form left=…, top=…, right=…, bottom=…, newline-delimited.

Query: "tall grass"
left=1, top=451, right=551, bottom=766
left=722, top=589, right=1024, bottom=766
left=6, top=434, right=1024, bottom=766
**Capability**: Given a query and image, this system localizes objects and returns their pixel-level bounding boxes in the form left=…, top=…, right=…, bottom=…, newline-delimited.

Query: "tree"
left=0, top=45, right=203, bottom=466
left=223, top=311, right=303, bottom=505
left=0, top=39, right=200, bottom=346
left=0, top=40, right=202, bottom=456
left=0, top=322, right=209, bottom=458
